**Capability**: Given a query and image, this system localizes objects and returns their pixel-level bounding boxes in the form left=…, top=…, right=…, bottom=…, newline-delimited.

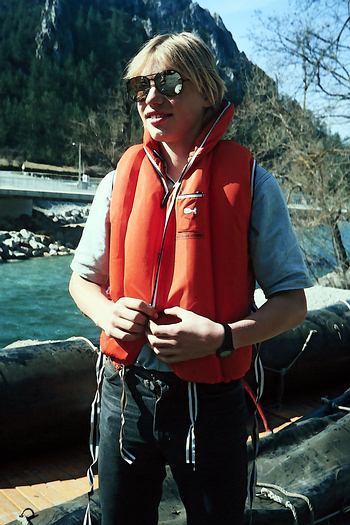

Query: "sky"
left=197, top=0, right=291, bottom=73
left=196, top=0, right=350, bottom=139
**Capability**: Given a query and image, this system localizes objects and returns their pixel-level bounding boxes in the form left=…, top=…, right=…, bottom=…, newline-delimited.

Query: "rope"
left=16, top=508, right=36, bottom=524
left=243, top=381, right=271, bottom=434
left=118, top=366, right=136, bottom=464
left=66, top=336, right=99, bottom=352
left=339, top=299, right=350, bottom=311
left=247, top=345, right=264, bottom=524
left=321, top=397, right=350, bottom=412
left=82, top=349, right=106, bottom=525
left=257, top=487, right=299, bottom=523
left=186, top=382, right=198, bottom=469
left=257, top=481, right=314, bottom=524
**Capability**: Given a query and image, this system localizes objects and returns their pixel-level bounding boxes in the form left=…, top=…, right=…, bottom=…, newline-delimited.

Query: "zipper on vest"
left=177, top=191, right=204, bottom=200
left=149, top=101, right=232, bottom=308
left=143, top=147, right=170, bottom=207
left=150, top=180, right=182, bottom=308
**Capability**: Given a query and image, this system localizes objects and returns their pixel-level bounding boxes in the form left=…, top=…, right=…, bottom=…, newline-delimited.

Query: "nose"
left=144, top=82, right=163, bottom=104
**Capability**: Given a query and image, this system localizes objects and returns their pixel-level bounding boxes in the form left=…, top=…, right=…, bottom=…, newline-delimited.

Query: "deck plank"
left=0, top=468, right=98, bottom=525
left=0, top=492, right=24, bottom=523
left=14, top=486, right=53, bottom=511
left=0, top=487, right=39, bottom=513
left=0, top=392, right=339, bottom=525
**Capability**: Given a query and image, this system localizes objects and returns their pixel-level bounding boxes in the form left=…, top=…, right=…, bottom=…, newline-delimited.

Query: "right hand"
left=103, top=297, right=158, bottom=342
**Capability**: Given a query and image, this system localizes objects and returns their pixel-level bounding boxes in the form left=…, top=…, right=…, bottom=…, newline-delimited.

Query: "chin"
left=148, top=128, right=168, bottom=142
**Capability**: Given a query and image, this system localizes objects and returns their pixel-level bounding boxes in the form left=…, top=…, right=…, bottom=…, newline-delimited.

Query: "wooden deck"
left=0, top=389, right=340, bottom=525
left=0, top=447, right=98, bottom=524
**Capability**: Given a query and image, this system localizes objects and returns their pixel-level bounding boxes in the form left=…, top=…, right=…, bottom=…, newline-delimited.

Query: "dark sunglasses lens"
left=127, top=77, right=150, bottom=101
left=156, top=71, right=183, bottom=97
left=127, top=70, right=184, bottom=101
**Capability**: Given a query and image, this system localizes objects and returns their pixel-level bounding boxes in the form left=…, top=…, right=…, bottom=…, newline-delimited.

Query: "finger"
left=146, top=330, right=175, bottom=347
left=106, top=326, right=143, bottom=342
left=148, top=319, right=178, bottom=337
left=121, top=297, right=158, bottom=319
left=163, top=306, right=185, bottom=318
left=151, top=338, right=177, bottom=349
left=115, top=317, right=145, bottom=334
left=152, top=346, right=179, bottom=357
left=118, top=308, right=151, bottom=327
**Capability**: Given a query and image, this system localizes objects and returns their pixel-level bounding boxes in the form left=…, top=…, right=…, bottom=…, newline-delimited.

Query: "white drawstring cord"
left=186, top=382, right=198, bottom=469
left=83, top=349, right=106, bottom=525
left=118, top=366, right=136, bottom=464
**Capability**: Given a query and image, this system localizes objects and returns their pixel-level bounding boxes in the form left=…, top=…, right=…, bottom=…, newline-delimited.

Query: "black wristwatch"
left=216, top=323, right=235, bottom=358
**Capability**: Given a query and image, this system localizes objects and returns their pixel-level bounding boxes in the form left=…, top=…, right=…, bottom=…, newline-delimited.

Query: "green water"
left=0, top=255, right=99, bottom=348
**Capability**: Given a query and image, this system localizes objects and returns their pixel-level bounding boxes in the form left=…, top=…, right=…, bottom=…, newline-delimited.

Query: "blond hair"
left=124, top=32, right=226, bottom=108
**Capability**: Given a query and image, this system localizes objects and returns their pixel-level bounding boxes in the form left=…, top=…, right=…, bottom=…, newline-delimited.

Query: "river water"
left=1, top=220, right=350, bottom=349
left=0, top=255, right=99, bottom=348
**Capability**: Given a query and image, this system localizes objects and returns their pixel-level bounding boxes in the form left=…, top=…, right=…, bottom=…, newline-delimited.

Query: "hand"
left=104, top=297, right=158, bottom=342
left=146, top=306, right=224, bottom=364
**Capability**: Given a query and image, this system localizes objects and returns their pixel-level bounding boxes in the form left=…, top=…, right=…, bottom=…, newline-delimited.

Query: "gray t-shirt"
left=71, top=165, right=312, bottom=371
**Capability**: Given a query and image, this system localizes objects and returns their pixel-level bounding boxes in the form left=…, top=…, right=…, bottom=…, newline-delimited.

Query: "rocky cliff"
left=35, top=0, right=253, bottom=103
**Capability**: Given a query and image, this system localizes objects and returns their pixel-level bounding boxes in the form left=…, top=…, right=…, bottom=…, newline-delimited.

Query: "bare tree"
left=71, top=85, right=136, bottom=170
left=254, top=0, right=350, bottom=132
left=230, top=69, right=350, bottom=281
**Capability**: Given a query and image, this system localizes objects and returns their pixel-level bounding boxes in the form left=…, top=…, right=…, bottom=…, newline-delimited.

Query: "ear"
left=202, top=94, right=213, bottom=108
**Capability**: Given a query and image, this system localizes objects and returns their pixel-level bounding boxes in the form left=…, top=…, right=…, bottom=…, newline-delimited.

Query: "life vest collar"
left=143, top=100, right=234, bottom=175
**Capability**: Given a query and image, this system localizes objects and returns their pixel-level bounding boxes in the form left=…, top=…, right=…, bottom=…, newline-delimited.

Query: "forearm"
left=69, top=271, right=158, bottom=340
left=230, top=289, right=307, bottom=349
left=69, top=271, right=112, bottom=331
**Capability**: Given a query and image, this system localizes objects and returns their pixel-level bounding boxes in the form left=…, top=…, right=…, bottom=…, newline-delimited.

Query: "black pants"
left=99, top=360, right=248, bottom=525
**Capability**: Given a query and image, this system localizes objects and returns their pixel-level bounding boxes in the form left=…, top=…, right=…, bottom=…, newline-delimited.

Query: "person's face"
left=136, top=60, right=212, bottom=153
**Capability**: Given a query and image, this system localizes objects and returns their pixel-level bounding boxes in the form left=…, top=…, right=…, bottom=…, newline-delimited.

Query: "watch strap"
left=216, top=323, right=234, bottom=358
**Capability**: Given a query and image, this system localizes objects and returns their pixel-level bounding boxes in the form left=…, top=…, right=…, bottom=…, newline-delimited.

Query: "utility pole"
left=72, top=142, right=82, bottom=183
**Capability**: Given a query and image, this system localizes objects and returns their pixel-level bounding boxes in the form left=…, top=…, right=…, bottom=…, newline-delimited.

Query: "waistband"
left=109, top=360, right=241, bottom=392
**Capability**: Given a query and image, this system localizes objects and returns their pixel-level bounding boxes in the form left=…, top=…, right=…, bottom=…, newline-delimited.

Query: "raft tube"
left=255, top=300, right=350, bottom=401
left=7, top=390, right=350, bottom=525
left=0, top=337, right=98, bottom=457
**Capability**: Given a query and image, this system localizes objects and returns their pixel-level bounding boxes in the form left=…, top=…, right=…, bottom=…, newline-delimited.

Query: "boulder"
left=12, top=250, right=28, bottom=259
left=29, top=238, right=45, bottom=251
left=2, top=237, right=18, bottom=250
left=19, top=228, right=32, bottom=240
left=0, top=231, right=10, bottom=242
left=17, top=245, right=32, bottom=256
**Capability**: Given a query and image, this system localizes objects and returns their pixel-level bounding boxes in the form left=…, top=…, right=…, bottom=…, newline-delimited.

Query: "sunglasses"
left=127, top=70, right=186, bottom=102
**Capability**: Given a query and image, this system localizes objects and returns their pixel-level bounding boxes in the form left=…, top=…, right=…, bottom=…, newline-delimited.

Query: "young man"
left=69, top=32, right=311, bottom=525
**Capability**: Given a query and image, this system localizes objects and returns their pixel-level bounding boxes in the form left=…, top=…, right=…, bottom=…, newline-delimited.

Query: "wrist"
left=94, top=298, right=114, bottom=332
left=216, top=323, right=235, bottom=358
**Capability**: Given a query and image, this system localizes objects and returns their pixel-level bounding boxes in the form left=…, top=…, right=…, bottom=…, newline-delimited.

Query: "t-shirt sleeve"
left=70, top=170, right=114, bottom=286
left=250, top=165, right=313, bottom=297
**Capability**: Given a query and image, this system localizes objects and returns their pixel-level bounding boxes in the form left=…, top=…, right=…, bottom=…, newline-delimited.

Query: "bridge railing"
left=0, top=173, right=99, bottom=195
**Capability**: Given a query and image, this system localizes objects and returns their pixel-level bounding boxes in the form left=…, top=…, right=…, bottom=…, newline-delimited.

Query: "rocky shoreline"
left=0, top=229, right=74, bottom=260
left=1, top=201, right=349, bottom=291
left=0, top=201, right=89, bottom=262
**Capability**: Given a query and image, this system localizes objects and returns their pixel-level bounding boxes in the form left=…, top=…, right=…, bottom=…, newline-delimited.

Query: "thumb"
left=163, top=306, right=186, bottom=319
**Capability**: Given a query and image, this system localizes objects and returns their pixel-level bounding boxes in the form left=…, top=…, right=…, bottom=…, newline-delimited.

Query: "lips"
left=146, top=111, right=172, bottom=122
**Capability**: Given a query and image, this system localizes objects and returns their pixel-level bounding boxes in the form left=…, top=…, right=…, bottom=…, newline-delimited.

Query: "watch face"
left=217, top=348, right=233, bottom=358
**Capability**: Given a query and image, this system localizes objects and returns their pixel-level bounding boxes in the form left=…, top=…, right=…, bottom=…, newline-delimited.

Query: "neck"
left=159, top=108, right=214, bottom=181
left=160, top=143, right=189, bottom=182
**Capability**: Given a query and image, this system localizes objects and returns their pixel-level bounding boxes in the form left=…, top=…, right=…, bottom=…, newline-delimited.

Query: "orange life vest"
left=100, top=102, right=255, bottom=383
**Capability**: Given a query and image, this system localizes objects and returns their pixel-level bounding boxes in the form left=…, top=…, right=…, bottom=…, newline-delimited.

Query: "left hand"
left=146, top=306, right=224, bottom=364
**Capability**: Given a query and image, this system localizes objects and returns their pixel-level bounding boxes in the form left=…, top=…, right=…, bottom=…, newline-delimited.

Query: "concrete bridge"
left=0, top=171, right=99, bottom=218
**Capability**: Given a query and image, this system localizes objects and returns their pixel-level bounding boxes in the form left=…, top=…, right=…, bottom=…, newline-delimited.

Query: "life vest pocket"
left=176, top=192, right=205, bottom=237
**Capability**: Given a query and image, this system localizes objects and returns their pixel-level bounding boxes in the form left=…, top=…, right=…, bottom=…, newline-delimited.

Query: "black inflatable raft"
left=6, top=390, right=350, bottom=525
left=255, top=300, right=350, bottom=402
left=0, top=337, right=98, bottom=458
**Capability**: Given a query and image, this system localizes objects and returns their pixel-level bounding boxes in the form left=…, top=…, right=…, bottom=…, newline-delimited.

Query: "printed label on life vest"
left=176, top=231, right=203, bottom=239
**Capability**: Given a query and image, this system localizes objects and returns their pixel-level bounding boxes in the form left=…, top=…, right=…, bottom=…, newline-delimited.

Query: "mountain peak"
left=35, top=0, right=252, bottom=103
